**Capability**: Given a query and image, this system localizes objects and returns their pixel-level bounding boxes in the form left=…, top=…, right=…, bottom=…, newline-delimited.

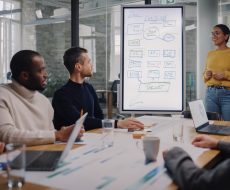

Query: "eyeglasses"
left=211, top=32, right=222, bottom=36
left=211, top=31, right=226, bottom=37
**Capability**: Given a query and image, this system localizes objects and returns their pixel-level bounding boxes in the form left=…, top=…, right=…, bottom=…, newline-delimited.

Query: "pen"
left=80, top=109, right=83, bottom=117
left=80, top=109, right=85, bottom=131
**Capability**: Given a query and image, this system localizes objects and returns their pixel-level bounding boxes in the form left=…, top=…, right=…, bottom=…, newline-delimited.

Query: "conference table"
left=0, top=117, right=230, bottom=190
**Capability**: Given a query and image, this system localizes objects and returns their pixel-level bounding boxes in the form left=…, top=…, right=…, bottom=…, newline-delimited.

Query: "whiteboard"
left=120, top=5, right=184, bottom=114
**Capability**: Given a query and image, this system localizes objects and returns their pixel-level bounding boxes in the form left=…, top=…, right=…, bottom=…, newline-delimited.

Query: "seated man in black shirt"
left=163, top=135, right=230, bottom=190
left=52, top=47, right=144, bottom=131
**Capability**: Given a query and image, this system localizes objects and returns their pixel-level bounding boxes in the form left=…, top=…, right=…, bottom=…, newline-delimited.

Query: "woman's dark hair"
left=215, top=24, right=230, bottom=43
left=10, top=50, right=41, bottom=81
left=63, top=47, right=88, bottom=74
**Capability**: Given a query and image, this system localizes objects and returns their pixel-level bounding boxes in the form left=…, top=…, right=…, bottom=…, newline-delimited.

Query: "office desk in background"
left=0, top=117, right=230, bottom=190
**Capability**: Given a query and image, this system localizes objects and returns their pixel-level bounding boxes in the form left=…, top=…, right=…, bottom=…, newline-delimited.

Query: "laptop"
left=189, top=100, right=230, bottom=135
left=12, top=112, right=88, bottom=171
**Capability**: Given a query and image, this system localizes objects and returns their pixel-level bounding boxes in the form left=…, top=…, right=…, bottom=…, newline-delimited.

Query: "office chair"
left=111, top=79, right=120, bottom=107
left=182, top=110, right=220, bottom=120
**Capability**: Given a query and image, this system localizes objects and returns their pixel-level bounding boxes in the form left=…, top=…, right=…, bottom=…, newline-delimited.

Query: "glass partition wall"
left=2, top=0, right=229, bottom=117
left=0, top=0, right=71, bottom=96
left=0, top=0, right=21, bottom=83
left=22, top=0, right=71, bottom=97
left=78, top=0, right=198, bottom=115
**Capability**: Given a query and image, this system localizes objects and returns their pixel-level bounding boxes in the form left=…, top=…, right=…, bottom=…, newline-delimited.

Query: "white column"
left=197, top=0, right=218, bottom=100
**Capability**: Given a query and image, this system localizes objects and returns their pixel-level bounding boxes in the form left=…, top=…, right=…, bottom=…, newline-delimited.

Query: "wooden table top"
left=1, top=120, right=229, bottom=190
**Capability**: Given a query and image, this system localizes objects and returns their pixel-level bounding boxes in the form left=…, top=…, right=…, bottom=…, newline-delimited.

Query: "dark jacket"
left=164, top=141, right=230, bottom=190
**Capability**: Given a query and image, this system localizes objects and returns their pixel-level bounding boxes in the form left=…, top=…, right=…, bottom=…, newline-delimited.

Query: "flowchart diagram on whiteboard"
left=121, top=5, right=184, bottom=113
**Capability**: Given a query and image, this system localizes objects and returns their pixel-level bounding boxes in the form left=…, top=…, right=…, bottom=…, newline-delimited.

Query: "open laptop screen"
left=189, top=100, right=209, bottom=128
left=59, top=112, right=88, bottom=162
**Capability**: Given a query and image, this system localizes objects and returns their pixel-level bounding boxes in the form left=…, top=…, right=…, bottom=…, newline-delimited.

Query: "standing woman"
left=203, top=24, right=230, bottom=120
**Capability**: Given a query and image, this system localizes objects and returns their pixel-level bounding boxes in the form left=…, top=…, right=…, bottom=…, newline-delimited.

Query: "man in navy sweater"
left=52, top=47, right=144, bottom=131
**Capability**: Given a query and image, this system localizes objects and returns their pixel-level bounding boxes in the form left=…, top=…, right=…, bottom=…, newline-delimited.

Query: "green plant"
left=42, top=72, right=67, bottom=97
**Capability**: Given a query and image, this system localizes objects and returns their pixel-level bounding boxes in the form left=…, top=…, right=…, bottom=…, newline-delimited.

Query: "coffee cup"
left=143, top=136, right=160, bottom=162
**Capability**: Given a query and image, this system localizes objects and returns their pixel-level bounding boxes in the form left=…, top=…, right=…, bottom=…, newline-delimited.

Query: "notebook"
left=189, top=100, right=230, bottom=135
left=12, top=112, right=88, bottom=171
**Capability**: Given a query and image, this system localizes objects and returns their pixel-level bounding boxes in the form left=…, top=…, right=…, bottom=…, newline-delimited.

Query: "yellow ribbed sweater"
left=203, top=48, right=230, bottom=87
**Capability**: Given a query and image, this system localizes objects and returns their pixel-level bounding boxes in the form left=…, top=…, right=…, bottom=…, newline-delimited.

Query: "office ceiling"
left=34, top=0, right=70, bottom=8
left=33, top=0, right=198, bottom=10
left=6, top=0, right=230, bottom=27
left=21, top=0, right=197, bottom=27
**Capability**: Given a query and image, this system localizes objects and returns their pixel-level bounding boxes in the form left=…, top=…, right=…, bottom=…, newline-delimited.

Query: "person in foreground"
left=52, top=47, right=144, bottom=131
left=0, top=50, right=84, bottom=146
left=163, top=135, right=230, bottom=190
left=203, top=24, right=230, bottom=120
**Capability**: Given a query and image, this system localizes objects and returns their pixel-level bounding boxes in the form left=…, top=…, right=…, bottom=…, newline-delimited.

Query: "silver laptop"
left=12, top=112, right=88, bottom=171
left=189, top=100, right=230, bottom=135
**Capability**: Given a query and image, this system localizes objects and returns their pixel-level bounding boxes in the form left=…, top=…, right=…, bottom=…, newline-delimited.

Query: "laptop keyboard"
left=26, top=151, right=62, bottom=171
left=202, top=124, right=230, bottom=134
left=205, top=125, right=221, bottom=132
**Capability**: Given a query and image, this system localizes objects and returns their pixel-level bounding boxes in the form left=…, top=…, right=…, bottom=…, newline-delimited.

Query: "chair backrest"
left=111, top=80, right=120, bottom=106
left=182, top=111, right=192, bottom=118
left=182, top=111, right=220, bottom=120
left=206, top=112, right=220, bottom=120
left=111, top=80, right=120, bottom=92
